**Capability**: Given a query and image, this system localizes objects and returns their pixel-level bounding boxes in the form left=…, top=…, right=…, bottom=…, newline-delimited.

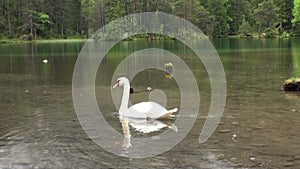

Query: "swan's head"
left=113, top=77, right=130, bottom=88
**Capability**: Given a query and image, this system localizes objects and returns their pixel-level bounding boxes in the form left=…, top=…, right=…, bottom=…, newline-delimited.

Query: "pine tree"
left=293, top=0, right=300, bottom=35
left=207, top=0, right=231, bottom=37
left=293, top=0, right=300, bottom=24
left=228, top=0, right=251, bottom=35
left=274, top=0, right=294, bottom=34
left=254, top=0, right=278, bottom=36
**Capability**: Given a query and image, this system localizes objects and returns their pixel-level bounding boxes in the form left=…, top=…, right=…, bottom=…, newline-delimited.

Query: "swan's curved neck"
left=119, top=82, right=130, bottom=114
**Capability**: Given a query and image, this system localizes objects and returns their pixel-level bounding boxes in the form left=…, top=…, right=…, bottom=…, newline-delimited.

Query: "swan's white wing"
left=128, top=119, right=167, bottom=133
left=129, top=102, right=169, bottom=118
left=122, top=102, right=154, bottom=119
left=122, top=102, right=176, bottom=119
left=131, top=102, right=153, bottom=113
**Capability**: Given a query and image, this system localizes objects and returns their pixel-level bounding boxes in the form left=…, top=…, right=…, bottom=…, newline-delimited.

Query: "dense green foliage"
left=0, top=0, right=298, bottom=39
left=293, top=0, right=300, bottom=34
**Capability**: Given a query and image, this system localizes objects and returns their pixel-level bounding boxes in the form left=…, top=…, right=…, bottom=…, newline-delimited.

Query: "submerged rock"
left=249, top=157, right=256, bottom=161
left=232, top=122, right=239, bottom=126
left=250, top=143, right=267, bottom=147
left=294, top=156, right=300, bottom=160
left=219, top=129, right=232, bottom=133
left=283, top=162, right=294, bottom=167
left=286, top=158, right=295, bottom=162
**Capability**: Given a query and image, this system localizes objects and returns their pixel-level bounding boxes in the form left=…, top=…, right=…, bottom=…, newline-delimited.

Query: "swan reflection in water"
left=119, top=116, right=178, bottom=149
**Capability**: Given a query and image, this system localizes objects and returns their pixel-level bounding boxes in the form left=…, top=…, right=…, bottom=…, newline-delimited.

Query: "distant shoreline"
left=0, top=38, right=87, bottom=44
left=0, top=35, right=298, bottom=44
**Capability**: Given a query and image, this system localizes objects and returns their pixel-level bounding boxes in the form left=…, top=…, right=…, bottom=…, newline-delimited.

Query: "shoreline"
left=0, top=35, right=297, bottom=44
left=0, top=38, right=87, bottom=44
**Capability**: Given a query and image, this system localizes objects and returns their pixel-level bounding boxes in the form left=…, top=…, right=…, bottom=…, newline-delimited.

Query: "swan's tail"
left=168, top=108, right=178, bottom=113
left=168, top=124, right=178, bottom=132
left=156, top=108, right=178, bottom=120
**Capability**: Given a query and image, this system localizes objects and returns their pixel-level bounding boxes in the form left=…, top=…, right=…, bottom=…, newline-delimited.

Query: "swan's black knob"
left=130, top=87, right=134, bottom=94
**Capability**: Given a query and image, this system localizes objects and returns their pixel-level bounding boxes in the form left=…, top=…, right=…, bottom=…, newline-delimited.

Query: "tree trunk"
left=30, top=17, right=33, bottom=36
left=61, top=27, right=64, bottom=37
left=6, top=0, right=11, bottom=37
left=34, top=29, right=37, bottom=40
left=258, top=23, right=261, bottom=37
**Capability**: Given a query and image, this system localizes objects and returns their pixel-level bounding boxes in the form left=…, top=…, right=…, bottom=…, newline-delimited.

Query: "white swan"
left=113, top=77, right=178, bottom=119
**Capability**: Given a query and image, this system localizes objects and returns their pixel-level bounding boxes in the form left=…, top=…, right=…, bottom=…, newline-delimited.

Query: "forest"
left=0, top=0, right=300, bottom=40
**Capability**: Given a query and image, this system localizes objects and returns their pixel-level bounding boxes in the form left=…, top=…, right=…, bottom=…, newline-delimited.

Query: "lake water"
left=0, top=38, right=300, bottom=168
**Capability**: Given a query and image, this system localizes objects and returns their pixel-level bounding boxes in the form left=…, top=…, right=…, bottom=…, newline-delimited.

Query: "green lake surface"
left=0, top=38, right=300, bottom=168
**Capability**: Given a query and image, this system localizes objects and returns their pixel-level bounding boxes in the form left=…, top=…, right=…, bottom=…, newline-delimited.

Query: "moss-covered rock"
left=283, top=77, right=300, bottom=91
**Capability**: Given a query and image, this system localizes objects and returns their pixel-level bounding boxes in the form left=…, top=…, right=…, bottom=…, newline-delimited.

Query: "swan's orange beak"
left=113, top=82, right=119, bottom=88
